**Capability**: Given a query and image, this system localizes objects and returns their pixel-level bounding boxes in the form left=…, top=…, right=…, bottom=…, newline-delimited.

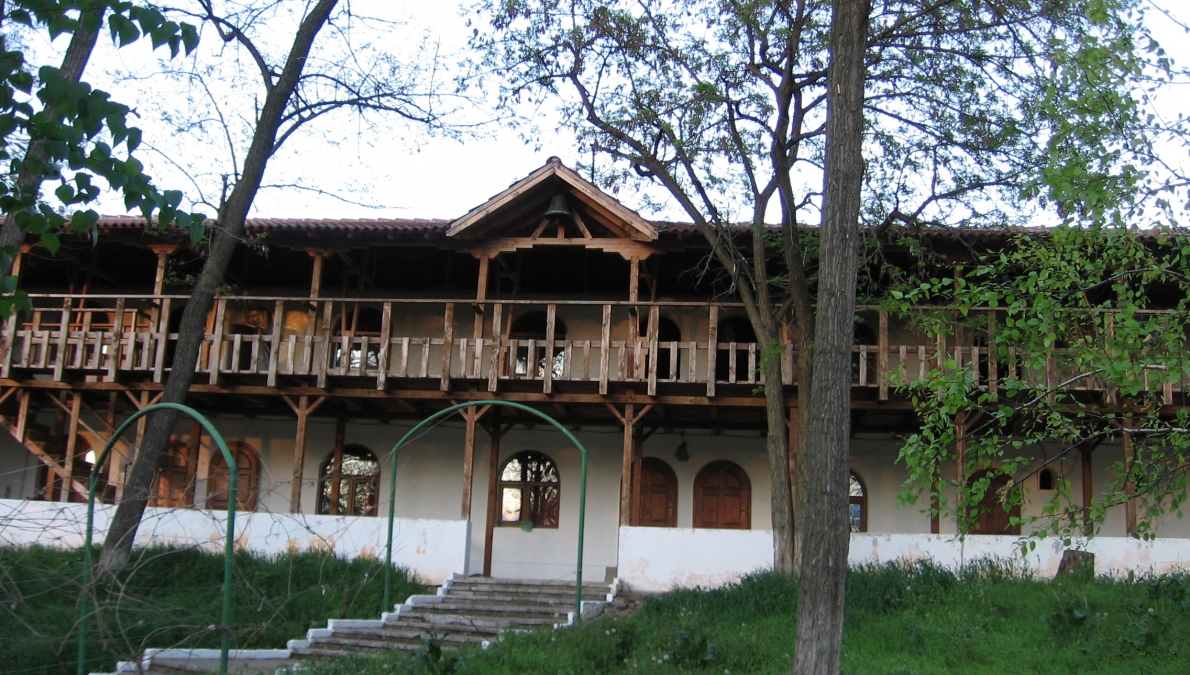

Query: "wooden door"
left=637, top=457, right=677, bottom=527
left=693, top=460, right=751, bottom=529
left=968, top=472, right=1021, bottom=535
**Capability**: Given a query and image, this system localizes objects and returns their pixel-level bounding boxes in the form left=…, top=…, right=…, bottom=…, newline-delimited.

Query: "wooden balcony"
left=2, top=294, right=1186, bottom=404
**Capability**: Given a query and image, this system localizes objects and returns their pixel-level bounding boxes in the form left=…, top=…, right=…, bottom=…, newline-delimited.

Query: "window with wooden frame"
left=849, top=471, right=868, bottom=533
left=318, top=444, right=381, bottom=516
left=152, top=440, right=196, bottom=507
left=498, top=451, right=560, bottom=528
left=205, top=442, right=260, bottom=511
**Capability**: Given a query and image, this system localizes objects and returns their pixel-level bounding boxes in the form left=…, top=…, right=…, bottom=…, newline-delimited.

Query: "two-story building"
left=0, top=158, right=1187, bottom=589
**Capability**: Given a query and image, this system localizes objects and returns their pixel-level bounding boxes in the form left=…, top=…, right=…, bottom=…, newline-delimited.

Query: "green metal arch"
left=382, top=400, right=590, bottom=623
left=79, top=402, right=238, bottom=675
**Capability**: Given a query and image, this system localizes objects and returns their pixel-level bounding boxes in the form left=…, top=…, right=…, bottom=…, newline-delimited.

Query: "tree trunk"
left=97, top=0, right=341, bottom=574
left=793, top=0, right=869, bottom=673
left=764, top=342, right=795, bottom=575
left=0, top=7, right=106, bottom=266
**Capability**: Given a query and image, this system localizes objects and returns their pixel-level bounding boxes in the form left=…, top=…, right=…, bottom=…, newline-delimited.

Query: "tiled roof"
left=96, top=216, right=452, bottom=233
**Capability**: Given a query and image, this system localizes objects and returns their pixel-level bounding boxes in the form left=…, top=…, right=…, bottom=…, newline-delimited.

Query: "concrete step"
left=451, top=578, right=607, bottom=592
left=427, top=601, right=572, bottom=616
left=398, top=611, right=558, bottom=629
left=444, top=589, right=607, bottom=603
left=366, top=622, right=502, bottom=638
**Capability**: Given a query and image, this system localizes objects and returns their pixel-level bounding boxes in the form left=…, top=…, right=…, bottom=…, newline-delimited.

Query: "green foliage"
left=890, top=226, right=1190, bottom=540
left=0, top=2, right=206, bottom=315
left=0, top=545, right=424, bottom=675
left=301, top=563, right=1190, bottom=675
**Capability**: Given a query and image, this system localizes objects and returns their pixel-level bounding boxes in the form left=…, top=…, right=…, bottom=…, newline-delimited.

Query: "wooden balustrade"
left=0, top=294, right=1185, bottom=400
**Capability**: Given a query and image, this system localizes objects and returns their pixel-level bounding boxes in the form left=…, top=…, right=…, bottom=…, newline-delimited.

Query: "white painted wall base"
left=620, top=526, right=1190, bottom=592
left=850, top=532, right=1190, bottom=579
left=618, top=525, right=775, bottom=592
left=0, top=498, right=467, bottom=584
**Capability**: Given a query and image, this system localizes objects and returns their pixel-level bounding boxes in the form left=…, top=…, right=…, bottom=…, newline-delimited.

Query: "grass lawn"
left=0, top=545, right=423, bottom=675
left=310, top=561, right=1190, bottom=675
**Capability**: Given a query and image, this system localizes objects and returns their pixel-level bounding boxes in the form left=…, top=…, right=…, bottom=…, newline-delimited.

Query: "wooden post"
left=286, top=395, right=326, bottom=513
left=52, top=297, right=71, bottom=381
left=440, top=303, right=455, bottom=391
left=329, top=417, right=346, bottom=515
left=483, top=408, right=505, bottom=577
left=1081, top=444, right=1094, bottom=535
left=706, top=305, right=719, bottom=397
left=543, top=304, right=556, bottom=394
left=955, top=414, right=967, bottom=492
left=58, top=392, right=82, bottom=502
left=376, top=302, right=392, bottom=390
left=609, top=402, right=652, bottom=526
left=619, top=403, right=635, bottom=526
left=877, top=311, right=889, bottom=401
left=208, top=298, right=227, bottom=385
left=460, top=405, right=491, bottom=519
left=646, top=305, right=659, bottom=396
left=307, top=248, right=329, bottom=298
left=1123, top=423, right=1137, bottom=536
left=598, top=304, right=612, bottom=395
left=628, top=256, right=640, bottom=339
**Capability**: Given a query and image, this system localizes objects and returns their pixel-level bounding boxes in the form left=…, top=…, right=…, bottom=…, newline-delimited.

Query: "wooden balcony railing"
left=2, top=295, right=1186, bottom=401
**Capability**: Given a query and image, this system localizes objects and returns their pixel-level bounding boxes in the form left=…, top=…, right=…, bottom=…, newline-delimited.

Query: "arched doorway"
left=152, top=440, right=196, bottom=507
left=636, top=457, right=678, bottom=527
left=318, top=444, right=381, bottom=516
left=205, top=442, right=260, bottom=511
left=693, top=460, right=751, bottom=529
left=966, top=470, right=1021, bottom=535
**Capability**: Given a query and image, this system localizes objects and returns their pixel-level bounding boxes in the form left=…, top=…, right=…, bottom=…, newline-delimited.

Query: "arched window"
left=715, top=317, right=757, bottom=382
left=498, top=451, right=560, bottom=528
left=1038, top=468, right=1055, bottom=491
left=205, top=442, right=260, bottom=511
left=642, top=317, right=682, bottom=380
left=636, top=457, right=678, bottom=527
left=510, top=313, right=567, bottom=378
left=318, top=444, right=381, bottom=516
left=965, top=469, right=1021, bottom=535
left=152, top=440, right=195, bottom=507
left=693, top=460, right=751, bottom=529
left=849, top=472, right=867, bottom=533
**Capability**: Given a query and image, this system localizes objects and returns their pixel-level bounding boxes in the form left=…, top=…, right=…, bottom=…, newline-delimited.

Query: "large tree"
left=475, top=0, right=1171, bottom=672
left=98, top=0, right=451, bottom=572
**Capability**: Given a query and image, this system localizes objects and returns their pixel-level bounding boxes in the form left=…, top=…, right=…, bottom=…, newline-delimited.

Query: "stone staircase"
left=289, top=576, right=618, bottom=658
left=96, top=576, right=618, bottom=673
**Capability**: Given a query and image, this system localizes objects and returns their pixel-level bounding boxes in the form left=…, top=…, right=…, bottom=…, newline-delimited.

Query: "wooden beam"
left=328, top=417, right=346, bottom=515
left=460, top=405, right=492, bottom=519
left=286, top=394, right=326, bottom=513
left=0, top=412, right=89, bottom=496
left=877, top=311, right=889, bottom=401
left=1123, top=421, right=1137, bottom=536
left=482, top=408, right=507, bottom=577
left=58, top=393, right=82, bottom=502
left=619, top=403, right=635, bottom=526
left=440, top=303, right=455, bottom=392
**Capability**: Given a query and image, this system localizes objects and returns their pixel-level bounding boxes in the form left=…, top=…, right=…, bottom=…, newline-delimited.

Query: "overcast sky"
left=71, top=1, right=1190, bottom=223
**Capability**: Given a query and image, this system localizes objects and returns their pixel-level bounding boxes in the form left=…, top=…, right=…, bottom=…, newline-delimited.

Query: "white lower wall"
left=620, top=526, right=1190, bottom=592
left=0, top=498, right=467, bottom=585
left=618, top=525, right=775, bottom=592
left=850, top=532, right=1190, bottom=579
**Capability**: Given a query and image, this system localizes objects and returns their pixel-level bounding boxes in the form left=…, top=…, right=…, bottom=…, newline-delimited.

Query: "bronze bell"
left=545, top=194, right=571, bottom=218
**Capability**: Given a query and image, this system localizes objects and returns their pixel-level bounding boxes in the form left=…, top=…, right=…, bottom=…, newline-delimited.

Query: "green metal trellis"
left=78, top=402, right=238, bottom=675
left=382, top=400, right=590, bottom=623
